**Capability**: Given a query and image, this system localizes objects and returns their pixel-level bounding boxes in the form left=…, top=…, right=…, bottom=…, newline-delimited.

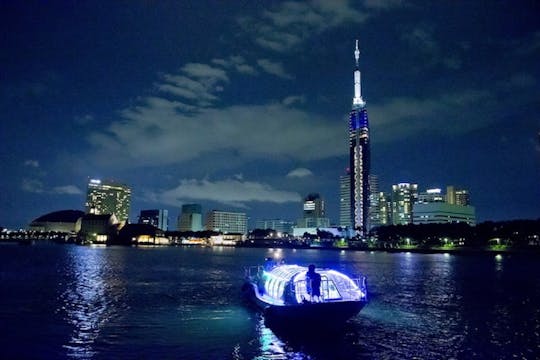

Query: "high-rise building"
left=391, top=183, right=418, bottom=225
left=85, top=179, right=131, bottom=226
left=138, top=209, right=168, bottom=231
left=363, top=175, right=393, bottom=230
left=447, top=186, right=471, bottom=206
left=297, top=193, right=330, bottom=228
left=206, top=210, right=247, bottom=234
left=377, top=192, right=391, bottom=226
left=178, top=204, right=203, bottom=232
left=418, top=188, right=445, bottom=204
left=339, top=173, right=352, bottom=228
left=368, top=174, right=379, bottom=231
left=348, top=40, right=370, bottom=235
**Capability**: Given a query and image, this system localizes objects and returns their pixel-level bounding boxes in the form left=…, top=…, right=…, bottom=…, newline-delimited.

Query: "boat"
left=242, top=260, right=368, bottom=326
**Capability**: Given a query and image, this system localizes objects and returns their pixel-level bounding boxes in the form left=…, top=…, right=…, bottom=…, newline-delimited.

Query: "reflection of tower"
left=348, top=40, right=370, bottom=235
left=85, top=179, right=131, bottom=226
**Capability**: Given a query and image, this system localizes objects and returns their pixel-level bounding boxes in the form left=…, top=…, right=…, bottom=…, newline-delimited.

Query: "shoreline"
left=2, top=238, right=540, bottom=256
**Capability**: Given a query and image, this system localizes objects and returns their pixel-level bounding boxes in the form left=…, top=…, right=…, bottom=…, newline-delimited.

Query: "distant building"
left=178, top=204, right=203, bottom=232
left=118, top=223, right=169, bottom=245
left=85, top=179, right=131, bottom=226
left=418, top=188, right=445, bottom=203
left=368, top=175, right=379, bottom=231
left=206, top=210, right=247, bottom=234
left=297, top=193, right=330, bottom=228
left=138, top=209, right=168, bottom=231
left=28, top=210, right=84, bottom=232
left=339, top=173, right=352, bottom=228
left=413, top=186, right=475, bottom=225
left=370, top=192, right=391, bottom=229
left=79, top=213, right=119, bottom=244
left=446, top=186, right=471, bottom=206
left=255, top=219, right=294, bottom=234
left=391, top=183, right=418, bottom=225
left=413, top=203, right=476, bottom=226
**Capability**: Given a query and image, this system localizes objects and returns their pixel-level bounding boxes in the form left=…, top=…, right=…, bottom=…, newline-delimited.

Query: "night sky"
left=1, top=1, right=539, bottom=229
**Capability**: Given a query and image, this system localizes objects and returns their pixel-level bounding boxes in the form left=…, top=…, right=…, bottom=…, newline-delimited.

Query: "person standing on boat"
left=306, top=264, right=322, bottom=302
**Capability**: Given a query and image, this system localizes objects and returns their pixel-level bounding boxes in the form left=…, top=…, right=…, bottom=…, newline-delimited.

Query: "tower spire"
left=355, top=39, right=360, bottom=67
left=352, top=39, right=365, bottom=108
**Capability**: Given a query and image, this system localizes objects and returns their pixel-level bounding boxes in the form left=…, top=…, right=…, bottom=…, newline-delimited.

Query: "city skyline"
left=1, top=1, right=539, bottom=229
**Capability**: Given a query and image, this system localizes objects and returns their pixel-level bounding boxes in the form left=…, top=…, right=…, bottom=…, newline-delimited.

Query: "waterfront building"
left=205, top=210, right=247, bottom=234
left=348, top=40, right=370, bottom=235
left=297, top=193, right=330, bottom=228
left=178, top=204, right=203, bottom=232
left=28, top=210, right=84, bottom=233
left=118, top=223, right=169, bottom=245
left=391, top=183, right=418, bottom=225
left=138, top=209, right=168, bottom=231
left=85, top=179, right=131, bottom=226
left=79, top=213, right=119, bottom=243
left=339, top=173, right=352, bottom=228
left=413, top=203, right=476, bottom=226
left=446, top=186, right=471, bottom=206
left=255, top=219, right=294, bottom=234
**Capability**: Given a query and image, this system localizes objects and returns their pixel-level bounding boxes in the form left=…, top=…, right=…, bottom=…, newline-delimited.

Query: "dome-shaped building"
left=29, top=210, right=84, bottom=233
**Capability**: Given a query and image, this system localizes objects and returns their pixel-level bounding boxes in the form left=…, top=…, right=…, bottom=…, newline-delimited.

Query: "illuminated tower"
left=349, top=40, right=370, bottom=235
left=85, top=179, right=131, bottom=226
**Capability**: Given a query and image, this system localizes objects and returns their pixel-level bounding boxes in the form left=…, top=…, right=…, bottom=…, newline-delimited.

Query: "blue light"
left=349, top=108, right=369, bottom=131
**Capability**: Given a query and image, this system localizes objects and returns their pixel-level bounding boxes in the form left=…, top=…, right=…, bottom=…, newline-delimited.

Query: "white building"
left=206, top=210, right=247, bottom=234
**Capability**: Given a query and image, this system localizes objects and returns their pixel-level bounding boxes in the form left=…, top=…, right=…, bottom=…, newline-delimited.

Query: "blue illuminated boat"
left=242, top=262, right=367, bottom=325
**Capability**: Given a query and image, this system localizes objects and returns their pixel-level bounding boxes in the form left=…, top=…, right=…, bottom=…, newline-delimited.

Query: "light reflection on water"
left=56, top=246, right=126, bottom=359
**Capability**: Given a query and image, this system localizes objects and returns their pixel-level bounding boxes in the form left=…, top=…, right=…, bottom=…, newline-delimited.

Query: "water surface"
left=0, top=244, right=538, bottom=359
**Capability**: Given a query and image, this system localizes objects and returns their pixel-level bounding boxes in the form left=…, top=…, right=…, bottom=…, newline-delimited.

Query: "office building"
left=413, top=203, right=476, bottom=226
left=371, top=191, right=391, bottom=229
left=206, top=210, right=247, bottom=234
left=348, top=40, right=370, bottom=235
left=178, top=204, right=203, bottom=232
left=391, top=183, right=418, bottom=225
left=138, top=209, right=168, bottom=231
left=446, top=186, right=471, bottom=206
left=297, top=193, right=330, bottom=228
left=255, top=219, right=294, bottom=234
left=339, top=173, right=352, bottom=228
left=85, top=179, right=131, bottom=226
left=413, top=186, right=475, bottom=225
left=418, top=188, right=445, bottom=204
left=368, top=174, right=379, bottom=231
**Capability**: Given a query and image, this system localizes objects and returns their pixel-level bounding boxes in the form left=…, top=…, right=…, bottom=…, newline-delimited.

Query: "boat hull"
left=242, top=282, right=366, bottom=326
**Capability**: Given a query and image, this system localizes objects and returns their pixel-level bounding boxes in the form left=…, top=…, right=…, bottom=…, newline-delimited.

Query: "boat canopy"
left=261, top=265, right=366, bottom=305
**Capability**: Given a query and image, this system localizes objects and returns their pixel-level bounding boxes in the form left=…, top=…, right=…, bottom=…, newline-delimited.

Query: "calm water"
left=0, top=244, right=539, bottom=359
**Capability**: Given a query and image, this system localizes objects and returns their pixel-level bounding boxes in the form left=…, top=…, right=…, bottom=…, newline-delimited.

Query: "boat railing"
left=293, top=275, right=367, bottom=302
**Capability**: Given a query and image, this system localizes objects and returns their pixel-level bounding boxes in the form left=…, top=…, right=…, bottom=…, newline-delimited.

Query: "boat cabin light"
left=261, top=265, right=365, bottom=304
